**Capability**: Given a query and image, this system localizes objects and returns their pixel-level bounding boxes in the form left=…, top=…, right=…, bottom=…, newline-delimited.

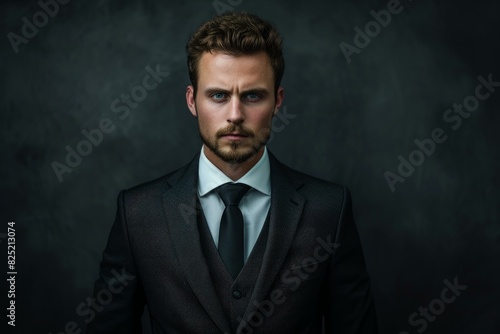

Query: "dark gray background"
left=1, top=0, right=499, bottom=333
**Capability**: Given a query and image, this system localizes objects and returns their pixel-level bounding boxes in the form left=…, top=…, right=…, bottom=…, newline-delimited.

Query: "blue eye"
left=212, top=93, right=226, bottom=100
left=245, top=93, right=261, bottom=101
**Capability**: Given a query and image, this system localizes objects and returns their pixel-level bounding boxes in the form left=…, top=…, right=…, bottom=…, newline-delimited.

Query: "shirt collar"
left=198, top=145, right=271, bottom=197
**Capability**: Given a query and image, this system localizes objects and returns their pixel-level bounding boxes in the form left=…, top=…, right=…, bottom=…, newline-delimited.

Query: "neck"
left=203, top=145, right=264, bottom=181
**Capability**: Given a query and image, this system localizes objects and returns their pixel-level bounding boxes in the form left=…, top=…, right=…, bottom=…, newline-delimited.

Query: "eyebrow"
left=203, top=87, right=270, bottom=96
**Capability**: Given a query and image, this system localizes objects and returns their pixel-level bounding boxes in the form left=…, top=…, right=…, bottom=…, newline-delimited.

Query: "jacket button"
left=232, top=290, right=242, bottom=299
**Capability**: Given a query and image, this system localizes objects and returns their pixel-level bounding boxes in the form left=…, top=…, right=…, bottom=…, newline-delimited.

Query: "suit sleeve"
left=323, top=185, right=378, bottom=333
left=85, top=190, right=146, bottom=334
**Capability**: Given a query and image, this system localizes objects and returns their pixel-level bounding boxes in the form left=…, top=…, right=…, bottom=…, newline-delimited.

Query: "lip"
left=221, top=133, right=248, bottom=140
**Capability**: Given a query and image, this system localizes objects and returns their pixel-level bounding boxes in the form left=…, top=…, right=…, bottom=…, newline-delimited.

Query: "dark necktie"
left=217, top=182, right=251, bottom=279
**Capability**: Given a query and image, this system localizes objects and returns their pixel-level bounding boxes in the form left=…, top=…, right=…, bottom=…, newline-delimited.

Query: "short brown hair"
left=186, top=12, right=285, bottom=95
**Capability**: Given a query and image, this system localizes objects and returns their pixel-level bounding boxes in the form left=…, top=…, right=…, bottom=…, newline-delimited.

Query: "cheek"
left=197, top=112, right=223, bottom=136
left=254, top=113, right=274, bottom=128
left=248, top=114, right=274, bottom=140
left=197, top=102, right=222, bottom=122
left=195, top=105, right=211, bottom=122
left=198, top=115, right=212, bottom=131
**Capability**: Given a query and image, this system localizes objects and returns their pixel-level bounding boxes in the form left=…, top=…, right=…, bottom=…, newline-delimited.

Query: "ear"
left=186, top=85, right=197, bottom=117
left=273, top=87, right=285, bottom=116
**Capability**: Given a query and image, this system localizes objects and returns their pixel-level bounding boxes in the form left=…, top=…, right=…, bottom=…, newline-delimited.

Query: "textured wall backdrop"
left=1, top=0, right=499, bottom=333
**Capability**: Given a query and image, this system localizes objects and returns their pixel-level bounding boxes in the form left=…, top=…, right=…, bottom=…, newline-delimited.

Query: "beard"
left=198, top=120, right=271, bottom=164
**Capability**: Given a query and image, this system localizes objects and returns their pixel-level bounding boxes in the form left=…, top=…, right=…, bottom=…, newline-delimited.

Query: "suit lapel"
left=161, top=153, right=231, bottom=333
left=238, top=152, right=306, bottom=330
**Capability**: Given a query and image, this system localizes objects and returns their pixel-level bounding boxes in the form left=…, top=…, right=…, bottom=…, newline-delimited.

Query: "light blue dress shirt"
left=197, top=145, right=271, bottom=262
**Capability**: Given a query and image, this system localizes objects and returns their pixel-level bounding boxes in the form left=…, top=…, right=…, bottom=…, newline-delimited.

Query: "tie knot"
left=217, top=183, right=251, bottom=207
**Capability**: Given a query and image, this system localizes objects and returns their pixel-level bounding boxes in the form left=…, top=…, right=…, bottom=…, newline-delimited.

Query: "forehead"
left=197, top=51, right=274, bottom=88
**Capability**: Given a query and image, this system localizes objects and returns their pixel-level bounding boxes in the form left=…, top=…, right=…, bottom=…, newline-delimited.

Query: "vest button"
left=232, top=290, right=242, bottom=299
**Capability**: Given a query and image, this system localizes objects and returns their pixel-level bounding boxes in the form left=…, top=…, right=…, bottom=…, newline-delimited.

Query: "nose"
left=226, top=98, right=244, bottom=124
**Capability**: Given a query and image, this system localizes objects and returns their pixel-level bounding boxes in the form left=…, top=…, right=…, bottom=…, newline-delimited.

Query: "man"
left=86, top=12, right=378, bottom=334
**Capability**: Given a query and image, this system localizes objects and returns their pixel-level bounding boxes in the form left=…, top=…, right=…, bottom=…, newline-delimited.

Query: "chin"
left=217, top=146, right=256, bottom=164
left=201, top=132, right=265, bottom=164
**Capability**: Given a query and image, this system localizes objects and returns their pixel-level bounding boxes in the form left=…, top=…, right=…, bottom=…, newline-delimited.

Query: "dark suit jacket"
left=85, top=150, right=378, bottom=334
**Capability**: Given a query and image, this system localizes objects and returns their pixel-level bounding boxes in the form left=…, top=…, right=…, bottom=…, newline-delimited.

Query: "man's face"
left=186, top=51, right=284, bottom=164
